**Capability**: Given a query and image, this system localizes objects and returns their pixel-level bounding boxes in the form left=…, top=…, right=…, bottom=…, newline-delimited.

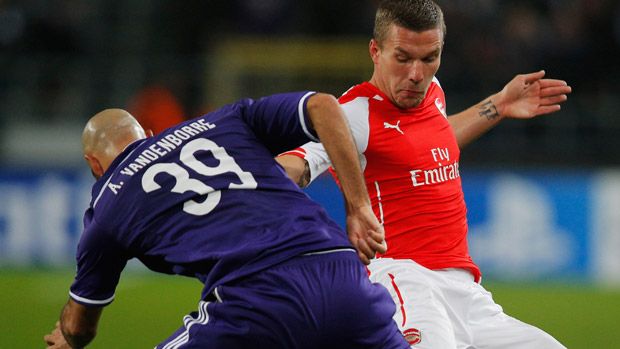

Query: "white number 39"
left=141, top=138, right=257, bottom=216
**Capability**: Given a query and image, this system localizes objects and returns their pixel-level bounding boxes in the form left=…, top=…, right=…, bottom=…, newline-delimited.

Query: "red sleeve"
left=277, top=147, right=307, bottom=159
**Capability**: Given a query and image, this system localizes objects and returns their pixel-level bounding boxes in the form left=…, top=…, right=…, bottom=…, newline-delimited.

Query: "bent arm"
left=306, top=93, right=386, bottom=263
left=450, top=71, right=571, bottom=148
left=306, top=93, right=369, bottom=210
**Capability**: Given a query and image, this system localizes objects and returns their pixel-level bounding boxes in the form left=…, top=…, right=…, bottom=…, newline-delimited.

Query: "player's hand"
left=44, top=321, right=71, bottom=349
left=495, top=70, right=572, bottom=119
left=346, top=205, right=387, bottom=265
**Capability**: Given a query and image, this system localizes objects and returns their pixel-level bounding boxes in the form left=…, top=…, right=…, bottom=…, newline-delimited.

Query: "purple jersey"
left=69, top=91, right=352, bottom=306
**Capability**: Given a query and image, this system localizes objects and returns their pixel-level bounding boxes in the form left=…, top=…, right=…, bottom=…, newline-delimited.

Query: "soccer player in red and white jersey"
left=278, top=1, right=571, bottom=348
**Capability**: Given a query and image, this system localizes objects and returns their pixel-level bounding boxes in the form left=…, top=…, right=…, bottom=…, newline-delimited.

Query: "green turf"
left=1, top=269, right=202, bottom=349
left=2, top=269, right=619, bottom=348
left=484, top=282, right=620, bottom=348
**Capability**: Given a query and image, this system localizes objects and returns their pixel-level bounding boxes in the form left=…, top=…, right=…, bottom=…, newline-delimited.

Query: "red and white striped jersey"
left=286, top=79, right=481, bottom=281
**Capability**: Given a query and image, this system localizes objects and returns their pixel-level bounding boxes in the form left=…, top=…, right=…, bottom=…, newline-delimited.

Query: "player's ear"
left=369, top=39, right=380, bottom=63
left=146, top=129, right=154, bottom=137
left=84, top=154, right=105, bottom=179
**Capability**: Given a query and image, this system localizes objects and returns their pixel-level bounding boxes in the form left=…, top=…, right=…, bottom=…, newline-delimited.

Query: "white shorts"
left=368, top=258, right=566, bottom=349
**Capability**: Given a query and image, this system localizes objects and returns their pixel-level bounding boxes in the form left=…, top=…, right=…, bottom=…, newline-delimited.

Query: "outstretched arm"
left=306, top=93, right=386, bottom=264
left=449, top=70, right=572, bottom=148
left=44, top=299, right=103, bottom=348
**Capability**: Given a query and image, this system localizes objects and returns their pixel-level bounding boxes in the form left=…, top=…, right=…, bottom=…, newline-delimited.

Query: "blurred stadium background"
left=1, top=0, right=619, bottom=348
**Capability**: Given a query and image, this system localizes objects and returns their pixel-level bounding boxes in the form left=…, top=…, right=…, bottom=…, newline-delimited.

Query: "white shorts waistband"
left=435, top=268, right=475, bottom=283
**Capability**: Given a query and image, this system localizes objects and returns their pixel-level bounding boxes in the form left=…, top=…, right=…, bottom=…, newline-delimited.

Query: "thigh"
left=158, top=273, right=322, bottom=348
left=310, top=255, right=409, bottom=349
left=155, top=299, right=275, bottom=349
left=254, top=252, right=409, bottom=349
left=158, top=252, right=409, bottom=349
left=155, top=269, right=320, bottom=349
left=368, top=259, right=458, bottom=348
left=469, top=283, right=566, bottom=349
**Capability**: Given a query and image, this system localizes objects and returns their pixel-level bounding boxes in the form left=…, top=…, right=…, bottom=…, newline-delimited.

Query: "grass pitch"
left=2, top=269, right=619, bottom=348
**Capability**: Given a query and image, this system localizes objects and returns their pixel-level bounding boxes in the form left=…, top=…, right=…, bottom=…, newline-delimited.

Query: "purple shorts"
left=156, top=249, right=408, bottom=349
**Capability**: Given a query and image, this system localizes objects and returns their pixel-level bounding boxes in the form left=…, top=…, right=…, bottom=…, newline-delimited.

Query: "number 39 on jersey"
left=141, top=138, right=257, bottom=216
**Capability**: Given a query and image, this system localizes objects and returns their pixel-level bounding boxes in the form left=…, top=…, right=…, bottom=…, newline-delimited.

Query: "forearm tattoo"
left=478, top=100, right=499, bottom=121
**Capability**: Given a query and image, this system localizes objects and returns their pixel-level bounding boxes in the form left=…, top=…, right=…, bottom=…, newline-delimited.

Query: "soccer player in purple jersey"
left=44, top=92, right=410, bottom=349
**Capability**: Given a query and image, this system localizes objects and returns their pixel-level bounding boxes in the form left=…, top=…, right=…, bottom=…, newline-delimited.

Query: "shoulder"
left=78, top=209, right=118, bottom=252
left=339, top=84, right=374, bottom=120
left=424, top=77, right=447, bottom=117
left=339, top=95, right=373, bottom=134
left=428, top=77, right=446, bottom=99
left=339, top=83, right=371, bottom=104
left=89, top=192, right=122, bottom=234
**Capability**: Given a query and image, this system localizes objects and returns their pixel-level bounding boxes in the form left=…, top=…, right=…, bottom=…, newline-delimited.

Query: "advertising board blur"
left=1, top=168, right=619, bottom=284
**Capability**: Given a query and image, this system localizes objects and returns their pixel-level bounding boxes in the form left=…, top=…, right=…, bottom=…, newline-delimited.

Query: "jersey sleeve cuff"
left=69, top=291, right=115, bottom=307
left=298, top=91, right=320, bottom=142
left=277, top=148, right=307, bottom=159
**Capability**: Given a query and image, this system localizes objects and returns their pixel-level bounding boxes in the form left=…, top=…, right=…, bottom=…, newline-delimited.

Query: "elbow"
left=306, top=93, right=340, bottom=126
left=307, top=92, right=338, bottom=108
left=276, top=155, right=310, bottom=188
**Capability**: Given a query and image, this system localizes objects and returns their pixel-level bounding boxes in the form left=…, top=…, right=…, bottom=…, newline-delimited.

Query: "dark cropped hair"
left=374, top=0, right=446, bottom=45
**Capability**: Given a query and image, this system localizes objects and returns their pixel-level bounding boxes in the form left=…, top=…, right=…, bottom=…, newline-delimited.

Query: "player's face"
left=370, top=24, right=443, bottom=109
